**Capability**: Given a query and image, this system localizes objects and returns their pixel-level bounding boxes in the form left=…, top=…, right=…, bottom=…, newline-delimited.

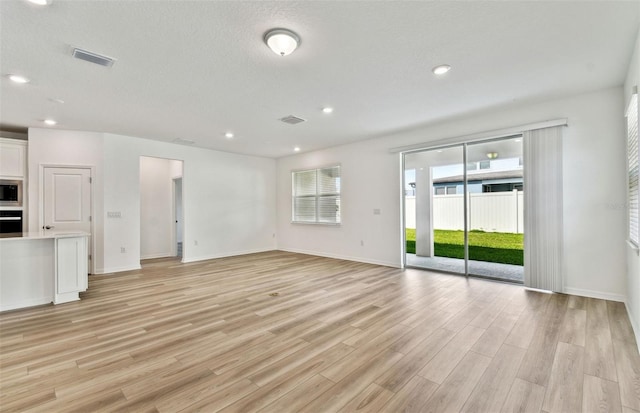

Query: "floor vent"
left=71, top=48, right=116, bottom=67
left=280, top=115, right=306, bottom=125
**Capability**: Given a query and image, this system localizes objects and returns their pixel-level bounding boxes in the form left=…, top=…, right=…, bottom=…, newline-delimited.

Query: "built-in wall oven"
left=0, top=210, right=23, bottom=234
left=0, top=180, right=22, bottom=207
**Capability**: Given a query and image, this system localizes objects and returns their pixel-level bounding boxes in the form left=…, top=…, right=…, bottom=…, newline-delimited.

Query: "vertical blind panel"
left=318, top=196, right=340, bottom=223
left=628, top=94, right=639, bottom=245
left=293, top=197, right=316, bottom=222
left=318, top=166, right=341, bottom=195
left=523, top=126, right=564, bottom=292
left=294, top=170, right=317, bottom=196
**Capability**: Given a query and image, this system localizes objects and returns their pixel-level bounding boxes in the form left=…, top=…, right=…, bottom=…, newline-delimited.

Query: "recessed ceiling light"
left=486, top=152, right=498, bottom=159
left=294, top=147, right=301, bottom=152
left=25, top=0, right=51, bottom=5
left=8, top=74, right=30, bottom=84
left=264, top=29, right=300, bottom=56
left=322, top=107, right=334, bottom=114
left=44, top=119, right=57, bottom=126
left=432, top=64, right=451, bottom=75
left=225, top=132, right=234, bottom=139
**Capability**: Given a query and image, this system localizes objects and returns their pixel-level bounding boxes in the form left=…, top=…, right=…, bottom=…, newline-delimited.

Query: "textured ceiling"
left=1, top=1, right=638, bottom=158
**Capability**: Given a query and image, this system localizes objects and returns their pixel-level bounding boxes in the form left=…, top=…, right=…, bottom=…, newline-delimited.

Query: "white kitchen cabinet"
left=0, top=232, right=89, bottom=311
left=55, top=236, right=88, bottom=303
left=0, top=138, right=27, bottom=178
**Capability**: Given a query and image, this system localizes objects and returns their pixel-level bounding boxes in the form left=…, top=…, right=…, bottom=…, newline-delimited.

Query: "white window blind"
left=292, top=166, right=341, bottom=224
left=628, top=93, right=639, bottom=245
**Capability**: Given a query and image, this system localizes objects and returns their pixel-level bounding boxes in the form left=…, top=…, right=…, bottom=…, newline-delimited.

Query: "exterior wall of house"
left=277, top=87, right=627, bottom=302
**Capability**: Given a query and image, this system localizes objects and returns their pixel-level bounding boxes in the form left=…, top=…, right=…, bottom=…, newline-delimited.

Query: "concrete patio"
left=406, top=253, right=524, bottom=283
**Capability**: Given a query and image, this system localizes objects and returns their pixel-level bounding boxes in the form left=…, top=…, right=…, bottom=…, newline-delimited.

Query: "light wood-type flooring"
left=1, top=251, right=639, bottom=412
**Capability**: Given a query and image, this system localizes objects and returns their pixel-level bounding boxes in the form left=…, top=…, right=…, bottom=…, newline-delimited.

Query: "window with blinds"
left=292, top=166, right=341, bottom=224
left=628, top=92, right=639, bottom=246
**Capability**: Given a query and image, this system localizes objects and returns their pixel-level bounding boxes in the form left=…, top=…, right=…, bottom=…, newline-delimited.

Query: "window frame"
left=291, top=165, right=341, bottom=225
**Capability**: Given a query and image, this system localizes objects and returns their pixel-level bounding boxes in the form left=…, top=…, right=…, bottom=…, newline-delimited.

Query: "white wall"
left=28, top=129, right=104, bottom=273
left=140, top=156, right=177, bottom=259
left=625, top=29, right=640, bottom=349
left=276, top=87, right=628, bottom=301
left=277, top=144, right=402, bottom=267
left=29, top=129, right=277, bottom=274
left=103, top=133, right=277, bottom=272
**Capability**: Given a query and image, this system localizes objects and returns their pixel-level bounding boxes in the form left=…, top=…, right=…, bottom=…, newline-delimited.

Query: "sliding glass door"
left=404, top=145, right=466, bottom=275
left=403, top=136, right=524, bottom=283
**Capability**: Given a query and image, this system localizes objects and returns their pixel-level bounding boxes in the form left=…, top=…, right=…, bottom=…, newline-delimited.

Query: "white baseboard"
left=278, top=247, right=401, bottom=269
left=94, top=265, right=142, bottom=274
left=563, top=287, right=626, bottom=303
left=1, top=296, right=52, bottom=312
left=140, top=252, right=173, bottom=260
left=625, top=298, right=640, bottom=354
left=181, top=248, right=276, bottom=264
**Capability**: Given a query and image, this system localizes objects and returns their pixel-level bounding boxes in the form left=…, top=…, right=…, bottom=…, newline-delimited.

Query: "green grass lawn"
left=406, top=229, right=523, bottom=266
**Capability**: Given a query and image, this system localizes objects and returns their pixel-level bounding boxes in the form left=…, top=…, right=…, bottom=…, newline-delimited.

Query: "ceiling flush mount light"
left=25, top=0, right=51, bottom=5
left=432, top=64, right=451, bottom=75
left=294, top=146, right=301, bottom=152
left=486, top=152, right=498, bottom=159
left=225, top=132, right=234, bottom=139
left=264, top=28, right=300, bottom=56
left=322, top=107, right=334, bottom=114
left=8, top=74, right=30, bottom=84
left=44, top=119, right=57, bottom=126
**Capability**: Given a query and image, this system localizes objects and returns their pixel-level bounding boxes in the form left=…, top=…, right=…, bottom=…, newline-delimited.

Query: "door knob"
left=45, top=225, right=55, bottom=230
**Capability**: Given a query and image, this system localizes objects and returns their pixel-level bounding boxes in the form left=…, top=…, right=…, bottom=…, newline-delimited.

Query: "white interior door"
left=43, top=167, right=92, bottom=272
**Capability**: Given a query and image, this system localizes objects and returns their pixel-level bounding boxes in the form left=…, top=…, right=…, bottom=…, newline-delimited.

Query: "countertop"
left=0, top=231, right=89, bottom=241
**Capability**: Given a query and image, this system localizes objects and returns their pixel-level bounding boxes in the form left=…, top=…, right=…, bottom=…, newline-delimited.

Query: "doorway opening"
left=139, top=156, right=184, bottom=261
left=403, top=136, right=524, bottom=283
left=173, top=177, right=183, bottom=258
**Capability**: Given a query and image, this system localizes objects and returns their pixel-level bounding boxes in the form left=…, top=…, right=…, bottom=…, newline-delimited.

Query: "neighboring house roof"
left=433, top=169, right=523, bottom=184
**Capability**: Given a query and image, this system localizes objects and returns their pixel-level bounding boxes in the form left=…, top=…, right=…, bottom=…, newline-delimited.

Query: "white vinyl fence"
left=405, top=190, right=524, bottom=233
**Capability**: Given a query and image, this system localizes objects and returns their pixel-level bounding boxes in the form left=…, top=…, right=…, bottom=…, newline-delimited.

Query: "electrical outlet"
left=120, top=247, right=126, bottom=253
left=194, top=240, right=198, bottom=246
left=360, top=240, right=364, bottom=246
left=373, top=209, right=381, bottom=215
left=273, top=233, right=276, bottom=238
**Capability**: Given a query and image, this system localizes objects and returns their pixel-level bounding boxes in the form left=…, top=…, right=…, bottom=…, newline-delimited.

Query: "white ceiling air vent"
left=172, top=138, right=195, bottom=145
left=280, top=115, right=306, bottom=125
left=71, top=48, right=116, bottom=67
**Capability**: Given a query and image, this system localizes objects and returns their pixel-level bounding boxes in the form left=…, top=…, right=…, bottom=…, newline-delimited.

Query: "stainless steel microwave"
left=0, top=179, right=22, bottom=206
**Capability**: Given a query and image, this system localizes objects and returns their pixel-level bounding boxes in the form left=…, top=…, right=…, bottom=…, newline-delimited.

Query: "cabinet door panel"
left=0, top=142, right=25, bottom=177
left=56, top=237, right=88, bottom=294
